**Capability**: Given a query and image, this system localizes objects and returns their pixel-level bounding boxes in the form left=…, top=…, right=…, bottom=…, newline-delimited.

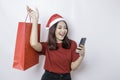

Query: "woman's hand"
left=76, top=45, right=85, bottom=57
left=71, top=45, right=85, bottom=70
left=27, top=6, right=39, bottom=22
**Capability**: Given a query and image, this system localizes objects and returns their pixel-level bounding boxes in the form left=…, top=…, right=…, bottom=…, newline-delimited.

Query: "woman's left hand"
left=76, top=45, right=85, bottom=57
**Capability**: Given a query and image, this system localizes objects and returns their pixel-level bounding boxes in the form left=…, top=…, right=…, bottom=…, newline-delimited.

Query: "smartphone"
left=79, top=38, right=86, bottom=46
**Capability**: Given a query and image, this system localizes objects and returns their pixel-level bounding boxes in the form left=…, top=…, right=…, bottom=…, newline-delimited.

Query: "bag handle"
left=25, top=13, right=31, bottom=22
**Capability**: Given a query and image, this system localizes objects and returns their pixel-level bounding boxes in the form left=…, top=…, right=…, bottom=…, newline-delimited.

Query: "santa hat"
left=46, top=13, right=65, bottom=29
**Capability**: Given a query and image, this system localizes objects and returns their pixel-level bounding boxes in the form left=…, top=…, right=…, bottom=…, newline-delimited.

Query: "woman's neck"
left=57, top=40, right=62, bottom=43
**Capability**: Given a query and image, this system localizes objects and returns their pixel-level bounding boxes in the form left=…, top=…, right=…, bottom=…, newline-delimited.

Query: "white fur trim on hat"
left=46, top=18, right=65, bottom=29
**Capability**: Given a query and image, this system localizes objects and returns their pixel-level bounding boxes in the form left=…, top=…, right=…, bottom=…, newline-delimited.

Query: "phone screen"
left=79, top=38, right=86, bottom=46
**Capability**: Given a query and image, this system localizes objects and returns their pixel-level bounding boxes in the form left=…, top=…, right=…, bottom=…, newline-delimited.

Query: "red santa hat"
left=46, top=13, right=65, bottom=29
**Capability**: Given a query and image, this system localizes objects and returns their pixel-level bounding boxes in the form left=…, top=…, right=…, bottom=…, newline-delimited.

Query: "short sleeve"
left=71, top=41, right=80, bottom=62
left=39, top=42, right=47, bottom=55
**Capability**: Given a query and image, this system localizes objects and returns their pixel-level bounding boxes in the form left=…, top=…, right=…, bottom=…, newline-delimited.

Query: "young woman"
left=27, top=7, right=85, bottom=80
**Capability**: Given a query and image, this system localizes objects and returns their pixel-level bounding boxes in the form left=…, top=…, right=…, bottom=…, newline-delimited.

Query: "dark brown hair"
left=48, top=21, right=71, bottom=50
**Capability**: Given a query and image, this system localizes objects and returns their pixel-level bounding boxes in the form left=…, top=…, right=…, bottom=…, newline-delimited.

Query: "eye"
left=64, top=26, right=67, bottom=29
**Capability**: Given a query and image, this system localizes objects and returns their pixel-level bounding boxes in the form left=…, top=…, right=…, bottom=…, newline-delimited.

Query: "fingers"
left=35, top=8, right=39, bottom=17
left=76, top=49, right=81, bottom=53
left=76, top=49, right=85, bottom=56
left=76, top=45, right=85, bottom=56
left=77, top=45, right=84, bottom=50
left=35, top=8, right=39, bottom=14
left=26, top=6, right=33, bottom=13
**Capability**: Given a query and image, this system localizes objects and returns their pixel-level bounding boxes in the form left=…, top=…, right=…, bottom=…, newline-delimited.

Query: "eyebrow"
left=58, top=25, right=66, bottom=27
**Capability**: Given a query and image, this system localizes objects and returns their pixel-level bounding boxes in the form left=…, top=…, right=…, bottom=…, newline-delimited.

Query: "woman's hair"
left=48, top=21, right=71, bottom=50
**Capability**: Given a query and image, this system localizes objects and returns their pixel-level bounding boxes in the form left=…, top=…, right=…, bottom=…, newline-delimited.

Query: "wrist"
left=31, top=18, right=38, bottom=23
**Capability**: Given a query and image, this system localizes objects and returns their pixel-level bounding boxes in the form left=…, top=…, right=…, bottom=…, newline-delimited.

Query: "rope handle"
left=25, top=13, right=31, bottom=22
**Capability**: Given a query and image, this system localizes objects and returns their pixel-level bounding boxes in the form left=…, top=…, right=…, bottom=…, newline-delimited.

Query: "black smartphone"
left=79, top=38, right=86, bottom=46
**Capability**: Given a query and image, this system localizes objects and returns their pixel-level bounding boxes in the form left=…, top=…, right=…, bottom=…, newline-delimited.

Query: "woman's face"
left=55, top=21, right=68, bottom=43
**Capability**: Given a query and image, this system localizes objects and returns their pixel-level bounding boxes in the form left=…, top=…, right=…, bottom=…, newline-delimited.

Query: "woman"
left=27, top=6, right=85, bottom=80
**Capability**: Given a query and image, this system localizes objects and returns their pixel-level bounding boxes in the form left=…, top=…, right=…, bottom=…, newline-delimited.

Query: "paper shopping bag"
left=13, top=22, right=40, bottom=71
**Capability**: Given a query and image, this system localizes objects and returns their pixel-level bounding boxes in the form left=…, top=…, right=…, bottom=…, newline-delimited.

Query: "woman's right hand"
left=27, top=6, right=39, bottom=22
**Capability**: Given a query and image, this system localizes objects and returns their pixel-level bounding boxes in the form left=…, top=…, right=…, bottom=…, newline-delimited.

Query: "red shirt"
left=40, top=40, right=80, bottom=74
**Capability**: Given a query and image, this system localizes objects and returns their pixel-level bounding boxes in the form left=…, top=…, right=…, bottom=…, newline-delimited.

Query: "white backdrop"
left=0, top=0, right=120, bottom=80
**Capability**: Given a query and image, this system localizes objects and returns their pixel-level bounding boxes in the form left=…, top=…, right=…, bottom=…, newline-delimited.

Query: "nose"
left=61, top=29, right=66, bottom=34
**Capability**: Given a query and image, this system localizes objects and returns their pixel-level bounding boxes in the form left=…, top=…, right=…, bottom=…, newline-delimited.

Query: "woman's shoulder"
left=69, top=39, right=77, bottom=46
left=69, top=39, right=77, bottom=50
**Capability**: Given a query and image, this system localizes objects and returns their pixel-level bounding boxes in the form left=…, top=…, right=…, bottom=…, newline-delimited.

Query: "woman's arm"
left=71, top=45, right=85, bottom=70
left=27, top=6, right=42, bottom=52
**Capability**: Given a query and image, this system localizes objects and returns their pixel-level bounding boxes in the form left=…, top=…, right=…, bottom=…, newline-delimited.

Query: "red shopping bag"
left=13, top=15, right=40, bottom=71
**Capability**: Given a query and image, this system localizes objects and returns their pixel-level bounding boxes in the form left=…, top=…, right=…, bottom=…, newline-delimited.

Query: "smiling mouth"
left=59, top=33, right=66, bottom=37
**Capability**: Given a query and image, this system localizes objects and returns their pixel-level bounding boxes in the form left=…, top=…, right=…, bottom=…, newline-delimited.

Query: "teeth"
left=60, top=34, right=64, bottom=36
